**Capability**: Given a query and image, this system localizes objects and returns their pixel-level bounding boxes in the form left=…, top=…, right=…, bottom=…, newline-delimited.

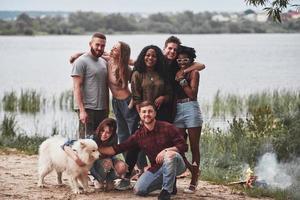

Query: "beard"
left=141, top=116, right=155, bottom=125
left=91, top=47, right=103, bottom=58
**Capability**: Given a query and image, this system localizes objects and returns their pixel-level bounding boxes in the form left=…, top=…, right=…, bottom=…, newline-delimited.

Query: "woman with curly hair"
left=173, top=45, right=204, bottom=193
left=131, top=45, right=172, bottom=121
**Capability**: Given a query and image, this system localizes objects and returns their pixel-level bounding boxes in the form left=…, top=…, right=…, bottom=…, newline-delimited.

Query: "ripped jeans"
left=134, top=152, right=186, bottom=195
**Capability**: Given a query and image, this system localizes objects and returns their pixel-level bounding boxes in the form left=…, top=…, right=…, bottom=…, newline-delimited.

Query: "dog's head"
left=73, top=139, right=99, bottom=165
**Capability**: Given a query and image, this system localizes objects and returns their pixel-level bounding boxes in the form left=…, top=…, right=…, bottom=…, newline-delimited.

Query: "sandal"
left=184, top=164, right=200, bottom=194
left=183, top=184, right=197, bottom=193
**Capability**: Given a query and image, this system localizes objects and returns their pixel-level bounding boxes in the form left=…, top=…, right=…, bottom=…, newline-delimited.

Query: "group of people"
left=64, top=32, right=205, bottom=200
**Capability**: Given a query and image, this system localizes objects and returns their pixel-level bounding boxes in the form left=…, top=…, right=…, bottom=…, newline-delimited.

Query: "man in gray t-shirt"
left=71, top=32, right=109, bottom=138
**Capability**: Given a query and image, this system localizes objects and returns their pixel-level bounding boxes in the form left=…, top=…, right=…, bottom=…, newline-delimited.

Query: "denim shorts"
left=173, top=101, right=203, bottom=128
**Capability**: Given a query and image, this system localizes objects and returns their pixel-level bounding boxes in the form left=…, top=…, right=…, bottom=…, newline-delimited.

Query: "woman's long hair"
left=115, top=41, right=131, bottom=89
left=95, top=118, right=117, bottom=146
left=133, top=45, right=167, bottom=80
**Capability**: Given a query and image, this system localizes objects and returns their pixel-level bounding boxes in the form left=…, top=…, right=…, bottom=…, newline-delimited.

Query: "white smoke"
left=254, top=152, right=296, bottom=189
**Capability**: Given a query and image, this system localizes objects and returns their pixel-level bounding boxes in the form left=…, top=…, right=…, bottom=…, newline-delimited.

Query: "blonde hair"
left=115, top=41, right=131, bottom=89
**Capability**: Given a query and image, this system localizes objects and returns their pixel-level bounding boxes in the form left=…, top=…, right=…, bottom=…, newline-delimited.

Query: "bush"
left=0, top=114, right=17, bottom=138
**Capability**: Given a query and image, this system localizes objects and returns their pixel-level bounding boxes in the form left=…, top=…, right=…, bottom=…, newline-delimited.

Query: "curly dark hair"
left=133, top=45, right=167, bottom=79
left=177, top=45, right=196, bottom=63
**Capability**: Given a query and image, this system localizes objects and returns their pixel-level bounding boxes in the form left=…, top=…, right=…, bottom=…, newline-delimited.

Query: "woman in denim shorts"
left=173, top=45, right=204, bottom=194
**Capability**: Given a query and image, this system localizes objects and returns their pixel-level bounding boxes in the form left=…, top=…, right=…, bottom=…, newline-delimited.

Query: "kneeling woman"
left=90, top=118, right=128, bottom=191
left=63, top=118, right=128, bottom=191
left=173, top=45, right=204, bottom=193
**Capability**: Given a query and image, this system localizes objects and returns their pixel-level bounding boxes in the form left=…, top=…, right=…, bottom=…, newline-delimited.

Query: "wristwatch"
left=179, top=79, right=188, bottom=87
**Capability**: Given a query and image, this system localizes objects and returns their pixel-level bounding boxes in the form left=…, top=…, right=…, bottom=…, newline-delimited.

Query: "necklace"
left=146, top=71, right=154, bottom=82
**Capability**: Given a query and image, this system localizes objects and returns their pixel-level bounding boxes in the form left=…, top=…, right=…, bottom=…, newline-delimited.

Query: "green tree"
left=15, top=13, right=34, bottom=35
left=69, top=11, right=105, bottom=32
left=245, top=0, right=299, bottom=22
left=105, top=13, right=137, bottom=32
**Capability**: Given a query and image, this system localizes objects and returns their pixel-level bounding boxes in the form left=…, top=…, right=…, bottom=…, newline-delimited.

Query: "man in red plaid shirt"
left=99, top=100, right=188, bottom=200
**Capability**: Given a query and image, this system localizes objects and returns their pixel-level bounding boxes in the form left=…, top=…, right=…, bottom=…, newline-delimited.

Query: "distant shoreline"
left=1, top=10, right=299, bottom=36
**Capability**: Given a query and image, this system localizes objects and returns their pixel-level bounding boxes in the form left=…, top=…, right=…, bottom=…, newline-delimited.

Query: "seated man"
left=99, top=101, right=188, bottom=200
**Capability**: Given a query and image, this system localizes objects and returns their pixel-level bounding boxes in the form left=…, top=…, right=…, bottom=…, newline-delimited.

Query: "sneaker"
left=115, top=178, right=132, bottom=191
left=183, top=184, right=197, bottom=194
left=158, top=189, right=171, bottom=200
left=88, top=175, right=95, bottom=186
left=94, top=180, right=104, bottom=190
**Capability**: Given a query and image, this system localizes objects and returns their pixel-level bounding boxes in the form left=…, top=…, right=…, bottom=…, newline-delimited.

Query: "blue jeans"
left=112, top=96, right=139, bottom=143
left=173, top=101, right=203, bottom=128
left=112, top=96, right=147, bottom=168
left=134, top=152, right=186, bottom=196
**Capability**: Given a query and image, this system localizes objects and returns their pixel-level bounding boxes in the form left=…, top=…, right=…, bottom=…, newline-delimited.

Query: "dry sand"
left=0, top=149, right=271, bottom=200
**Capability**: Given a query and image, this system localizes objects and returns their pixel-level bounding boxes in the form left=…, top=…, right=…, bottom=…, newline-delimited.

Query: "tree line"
left=0, top=11, right=299, bottom=35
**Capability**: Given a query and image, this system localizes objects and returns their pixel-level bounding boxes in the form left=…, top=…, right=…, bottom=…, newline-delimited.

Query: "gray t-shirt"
left=71, top=53, right=108, bottom=110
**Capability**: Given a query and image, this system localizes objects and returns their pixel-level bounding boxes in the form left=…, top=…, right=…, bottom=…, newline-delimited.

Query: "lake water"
left=0, top=34, right=299, bottom=137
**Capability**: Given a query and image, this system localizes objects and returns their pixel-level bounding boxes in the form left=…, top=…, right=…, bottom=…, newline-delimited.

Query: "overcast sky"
left=0, top=0, right=263, bottom=13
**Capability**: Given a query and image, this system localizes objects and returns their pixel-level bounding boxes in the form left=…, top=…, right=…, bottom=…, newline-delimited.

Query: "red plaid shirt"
left=113, top=120, right=188, bottom=172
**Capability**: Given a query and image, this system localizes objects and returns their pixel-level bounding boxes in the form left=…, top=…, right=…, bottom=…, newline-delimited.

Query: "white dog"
left=37, top=136, right=99, bottom=194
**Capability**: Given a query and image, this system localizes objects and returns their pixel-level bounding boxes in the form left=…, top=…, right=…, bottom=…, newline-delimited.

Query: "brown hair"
left=92, top=32, right=106, bottom=40
left=115, top=41, right=131, bottom=89
left=95, top=118, right=116, bottom=137
left=138, top=100, right=157, bottom=111
left=164, top=36, right=181, bottom=48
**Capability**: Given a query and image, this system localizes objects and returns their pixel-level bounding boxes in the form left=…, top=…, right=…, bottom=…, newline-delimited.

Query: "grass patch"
left=0, top=134, right=46, bottom=155
left=210, top=89, right=300, bottom=119
left=241, top=187, right=291, bottom=200
left=0, top=114, right=46, bottom=154
left=59, top=89, right=74, bottom=111
left=0, top=114, right=17, bottom=138
left=2, top=91, right=18, bottom=112
left=19, top=89, right=42, bottom=113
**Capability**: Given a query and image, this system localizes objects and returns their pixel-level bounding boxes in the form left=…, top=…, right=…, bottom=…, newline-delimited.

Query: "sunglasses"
left=176, top=58, right=190, bottom=63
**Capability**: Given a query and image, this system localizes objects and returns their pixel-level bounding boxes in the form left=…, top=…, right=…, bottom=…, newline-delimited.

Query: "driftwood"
left=228, top=175, right=258, bottom=188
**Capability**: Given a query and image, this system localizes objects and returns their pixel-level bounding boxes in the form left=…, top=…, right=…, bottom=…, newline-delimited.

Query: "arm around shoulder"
left=69, top=52, right=84, bottom=64
left=184, top=62, right=205, bottom=73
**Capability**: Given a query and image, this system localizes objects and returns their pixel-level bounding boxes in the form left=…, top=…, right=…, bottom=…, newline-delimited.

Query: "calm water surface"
left=0, top=34, right=299, bottom=136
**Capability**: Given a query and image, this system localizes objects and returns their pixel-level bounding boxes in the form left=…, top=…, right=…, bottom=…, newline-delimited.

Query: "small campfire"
left=228, top=168, right=259, bottom=188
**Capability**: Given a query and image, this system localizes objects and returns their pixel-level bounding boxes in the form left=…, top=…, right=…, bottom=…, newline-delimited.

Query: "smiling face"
left=139, top=105, right=156, bottom=125
left=164, top=42, right=178, bottom=61
left=177, top=53, right=192, bottom=69
left=89, top=37, right=106, bottom=58
left=144, top=48, right=157, bottom=69
left=100, top=126, right=113, bottom=142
